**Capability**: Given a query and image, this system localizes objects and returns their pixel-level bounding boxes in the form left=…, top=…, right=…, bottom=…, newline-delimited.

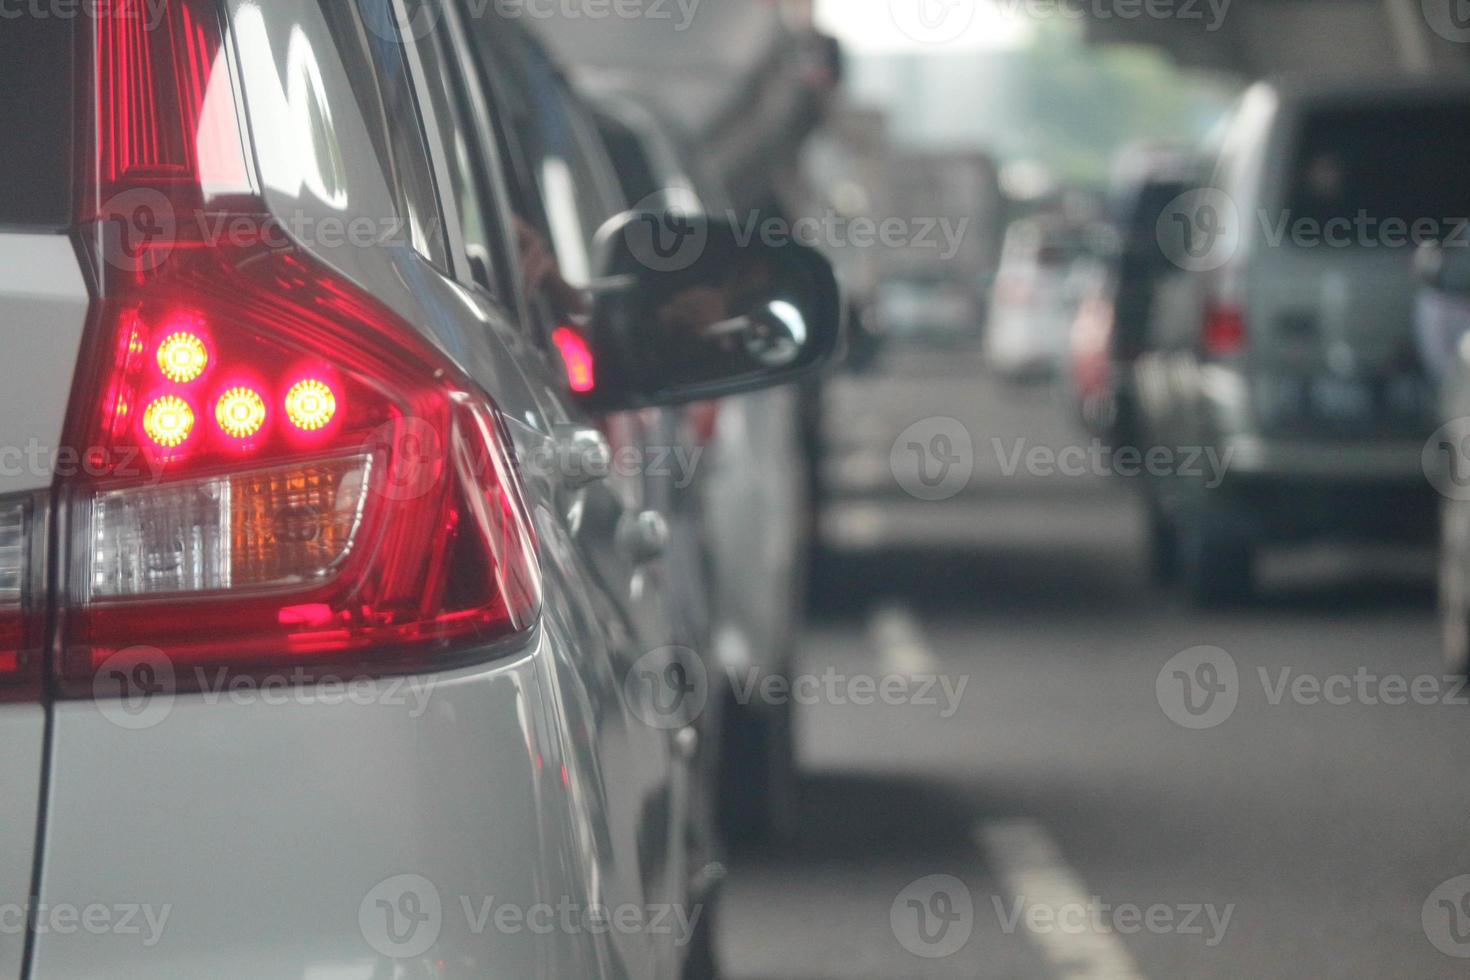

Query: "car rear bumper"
left=26, top=636, right=617, bottom=979
left=1207, top=448, right=1437, bottom=544
left=1221, top=434, right=1428, bottom=481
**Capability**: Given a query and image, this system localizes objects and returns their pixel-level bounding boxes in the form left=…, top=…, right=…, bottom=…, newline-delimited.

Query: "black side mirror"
left=578, top=211, right=843, bottom=410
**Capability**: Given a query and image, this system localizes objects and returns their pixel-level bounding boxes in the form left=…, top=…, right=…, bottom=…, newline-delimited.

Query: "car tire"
left=1144, top=493, right=1178, bottom=586
left=1178, top=509, right=1255, bottom=608
left=718, top=691, right=797, bottom=846
left=1440, top=503, right=1470, bottom=677
left=680, top=890, right=721, bottom=980
left=1442, top=591, right=1470, bottom=678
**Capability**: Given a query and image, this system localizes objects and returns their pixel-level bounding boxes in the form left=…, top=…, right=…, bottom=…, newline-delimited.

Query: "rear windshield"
left=1285, top=101, right=1470, bottom=241
left=0, top=19, right=73, bottom=229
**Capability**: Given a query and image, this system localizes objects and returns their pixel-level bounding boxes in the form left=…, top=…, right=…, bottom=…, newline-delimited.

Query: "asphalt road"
left=717, top=348, right=1469, bottom=979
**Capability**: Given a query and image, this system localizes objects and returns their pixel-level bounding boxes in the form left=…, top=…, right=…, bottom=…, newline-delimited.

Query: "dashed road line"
left=977, top=820, right=1149, bottom=980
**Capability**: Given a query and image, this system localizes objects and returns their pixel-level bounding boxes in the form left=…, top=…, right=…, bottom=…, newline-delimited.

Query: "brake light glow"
left=552, top=326, right=596, bottom=394
left=1203, top=302, right=1246, bottom=356
left=142, top=394, right=196, bottom=449
left=215, top=385, right=267, bottom=439
left=157, top=330, right=211, bottom=383
left=284, top=378, right=338, bottom=432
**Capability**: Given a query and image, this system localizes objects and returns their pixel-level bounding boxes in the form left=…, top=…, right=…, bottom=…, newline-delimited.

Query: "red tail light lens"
left=92, top=0, right=250, bottom=207
left=1203, top=302, right=1246, bottom=357
left=59, top=0, right=542, bottom=693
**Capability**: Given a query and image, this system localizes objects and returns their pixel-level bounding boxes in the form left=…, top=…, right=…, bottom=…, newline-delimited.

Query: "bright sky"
left=814, top=0, right=1033, bottom=53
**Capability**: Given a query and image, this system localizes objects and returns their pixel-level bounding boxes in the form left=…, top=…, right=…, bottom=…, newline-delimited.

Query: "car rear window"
left=0, top=19, right=74, bottom=230
left=1286, top=100, right=1470, bottom=239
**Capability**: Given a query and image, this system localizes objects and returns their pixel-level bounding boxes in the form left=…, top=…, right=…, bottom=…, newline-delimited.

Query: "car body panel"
left=0, top=232, right=89, bottom=980
left=0, top=706, right=44, bottom=980
left=0, top=235, right=90, bottom=498
left=25, top=3, right=688, bottom=978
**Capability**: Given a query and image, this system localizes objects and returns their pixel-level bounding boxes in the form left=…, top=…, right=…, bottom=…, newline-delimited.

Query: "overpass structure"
left=1078, top=0, right=1470, bottom=77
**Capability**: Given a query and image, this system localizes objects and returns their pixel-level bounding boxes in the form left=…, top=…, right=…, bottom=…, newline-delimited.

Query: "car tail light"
left=0, top=497, right=39, bottom=689
left=57, top=0, right=541, bottom=694
left=1203, top=302, right=1246, bottom=357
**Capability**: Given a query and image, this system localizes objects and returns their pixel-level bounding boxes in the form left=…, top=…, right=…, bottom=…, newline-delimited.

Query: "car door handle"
left=618, top=510, right=669, bottom=564
left=558, top=427, right=611, bottom=488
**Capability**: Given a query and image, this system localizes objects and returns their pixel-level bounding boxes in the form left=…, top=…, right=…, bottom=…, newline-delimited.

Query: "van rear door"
left=1247, top=97, right=1470, bottom=437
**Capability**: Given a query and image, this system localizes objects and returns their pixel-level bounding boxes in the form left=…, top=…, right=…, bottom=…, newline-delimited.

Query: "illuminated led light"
left=552, top=326, right=595, bottom=393
left=214, top=386, right=267, bottom=440
left=284, top=379, right=337, bottom=432
left=156, top=331, right=209, bottom=383
left=142, top=395, right=195, bottom=448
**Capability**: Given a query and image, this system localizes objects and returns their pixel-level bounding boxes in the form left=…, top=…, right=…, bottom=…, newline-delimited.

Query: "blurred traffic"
left=4, top=0, right=1470, bottom=977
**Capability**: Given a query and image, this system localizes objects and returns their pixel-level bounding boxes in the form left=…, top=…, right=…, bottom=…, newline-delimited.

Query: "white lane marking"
left=868, top=602, right=938, bottom=676
left=977, top=821, right=1149, bottom=980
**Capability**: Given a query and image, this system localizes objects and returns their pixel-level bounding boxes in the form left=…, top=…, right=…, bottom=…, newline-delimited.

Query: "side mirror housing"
left=578, top=211, right=843, bottom=410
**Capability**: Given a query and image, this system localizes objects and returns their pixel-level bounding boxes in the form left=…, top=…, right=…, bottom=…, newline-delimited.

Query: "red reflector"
left=552, top=326, right=596, bottom=394
left=1203, top=303, right=1246, bottom=356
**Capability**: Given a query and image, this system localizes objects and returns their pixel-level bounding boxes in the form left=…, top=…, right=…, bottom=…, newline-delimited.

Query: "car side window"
left=398, top=0, right=516, bottom=300
left=458, top=18, right=622, bottom=355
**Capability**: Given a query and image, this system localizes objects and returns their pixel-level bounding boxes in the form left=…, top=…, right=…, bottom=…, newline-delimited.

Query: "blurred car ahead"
left=1068, top=156, right=1197, bottom=440
left=986, top=216, right=1096, bottom=380
left=871, top=273, right=986, bottom=348
left=0, top=4, right=841, bottom=978
left=592, top=91, right=809, bottom=845
left=1136, top=78, right=1467, bottom=604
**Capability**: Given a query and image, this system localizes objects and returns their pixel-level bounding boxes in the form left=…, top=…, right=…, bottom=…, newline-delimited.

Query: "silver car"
left=0, top=3, right=839, bottom=977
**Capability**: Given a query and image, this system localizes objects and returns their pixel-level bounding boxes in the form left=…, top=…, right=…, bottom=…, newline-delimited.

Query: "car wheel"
left=1144, top=493, right=1178, bottom=586
left=680, top=890, right=721, bottom=980
left=1440, top=502, right=1470, bottom=676
left=718, top=691, right=797, bottom=846
left=1441, top=589, right=1470, bottom=677
left=1179, top=508, right=1256, bottom=608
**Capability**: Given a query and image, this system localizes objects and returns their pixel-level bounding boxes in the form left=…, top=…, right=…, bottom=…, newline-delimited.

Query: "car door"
left=420, top=7, right=689, bottom=976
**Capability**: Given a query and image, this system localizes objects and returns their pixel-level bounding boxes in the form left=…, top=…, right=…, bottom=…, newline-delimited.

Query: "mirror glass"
left=589, top=212, right=842, bottom=406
